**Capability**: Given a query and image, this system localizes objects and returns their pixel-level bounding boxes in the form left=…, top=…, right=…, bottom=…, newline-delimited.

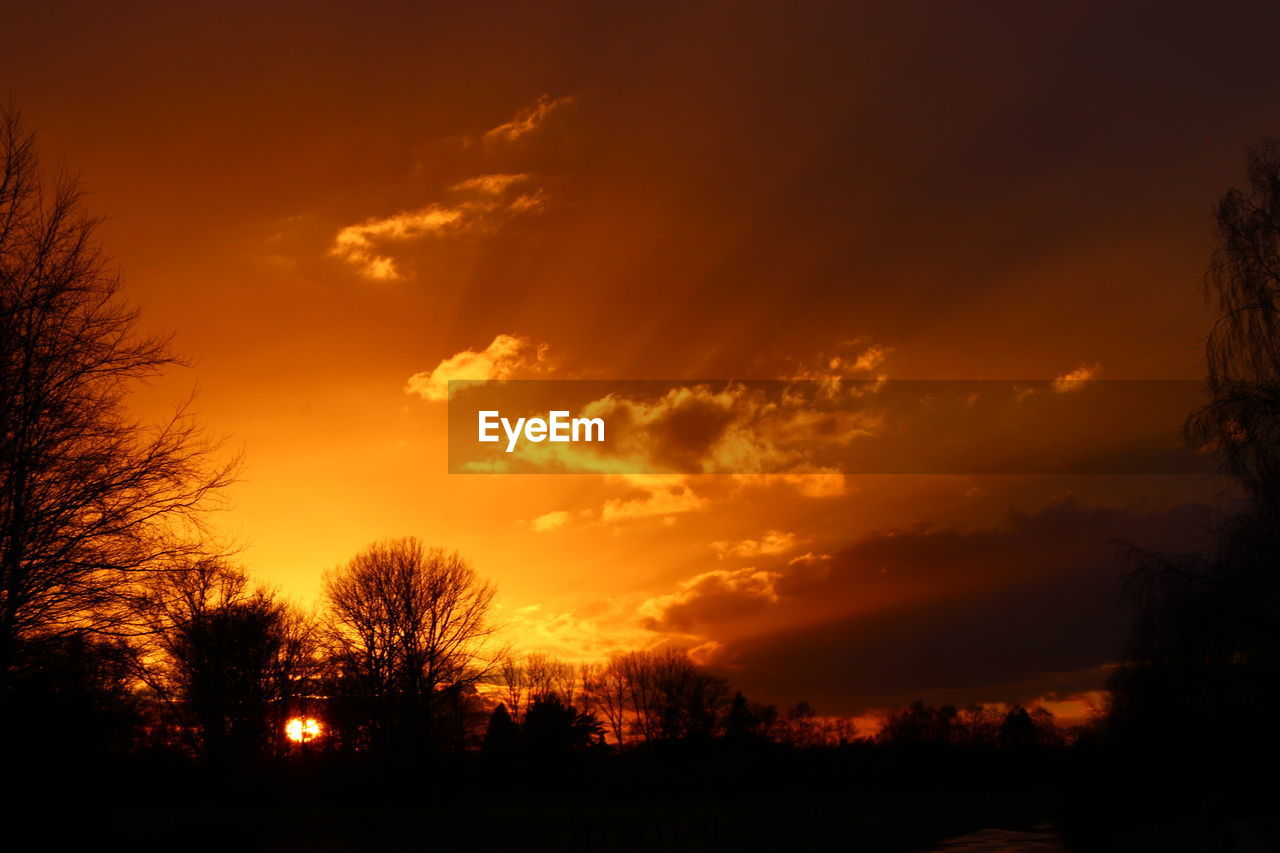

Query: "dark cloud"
left=646, top=498, right=1218, bottom=714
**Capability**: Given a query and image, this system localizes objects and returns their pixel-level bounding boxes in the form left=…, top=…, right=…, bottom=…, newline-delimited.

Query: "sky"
left=4, top=0, right=1279, bottom=721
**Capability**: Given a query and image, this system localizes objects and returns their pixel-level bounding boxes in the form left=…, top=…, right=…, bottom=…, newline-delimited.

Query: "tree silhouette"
left=136, top=559, right=318, bottom=764
left=522, top=693, right=603, bottom=753
left=878, top=701, right=956, bottom=749
left=577, top=648, right=731, bottom=745
left=496, top=654, right=529, bottom=725
left=780, top=700, right=821, bottom=747
left=0, top=106, right=233, bottom=743
left=998, top=705, right=1037, bottom=749
left=6, top=630, right=139, bottom=768
left=581, top=656, right=630, bottom=745
left=723, top=691, right=758, bottom=743
left=323, top=537, right=497, bottom=752
left=1100, top=142, right=1280, bottom=834
left=1187, top=139, right=1280, bottom=510
left=495, top=651, right=579, bottom=725
left=483, top=702, right=521, bottom=754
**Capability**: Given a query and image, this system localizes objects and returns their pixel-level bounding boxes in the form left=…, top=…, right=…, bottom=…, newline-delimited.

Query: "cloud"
left=1031, top=689, right=1109, bottom=727
left=531, top=510, right=572, bottom=532
left=791, top=341, right=891, bottom=398
left=711, top=529, right=800, bottom=559
left=330, top=206, right=466, bottom=280
left=443, top=338, right=899, bottom=478
left=730, top=471, right=849, bottom=498
left=450, top=173, right=530, bottom=195
left=825, top=345, right=887, bottom=374
left=777, top=471, right=847, bottom=497
left=451, top=373, right=1195, bottom=477
left=499, top=595, right=659, bottom=663
left=640, top=567, right=782, bottom=633
left=405, top=333, right=552, bottom=402
left=600, top=475, right=706, bottom=522
left=637, top=499, right=1212, bottom=714
left=576, top=382, right=881, bottom=475
left=483, top=94, right=573, bottom=144
left=787, top=551, right=833, bottom=567
left=330, top=174, right=544, bottom=280
left=1053, top=363, right=1100, bottom=392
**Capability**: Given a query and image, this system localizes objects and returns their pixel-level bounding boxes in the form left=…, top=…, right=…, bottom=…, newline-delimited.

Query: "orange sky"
left=4, top=0, right=1278, bottom=717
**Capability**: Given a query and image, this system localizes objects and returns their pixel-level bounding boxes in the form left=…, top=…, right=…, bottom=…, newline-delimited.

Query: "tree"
left=137, top=559, right=318, bottom=764
left=1114, top=141, right=1280, bottom=792
left=6, top=630, right=140, bottom=768
left=1187, top=139, right=1280, bottom=510
left=496, top=654, right=528, bottom=724
left=522, top=693, right=603, bottom=753
left=0, top=107, right=234, bottom=697
left=582, top=657, right=629, bottom=746
left=581, top=648, right=729, bottom=745
left=723, top=691, right=756, bottom=742
left=323, top=537, right=497, bottom=752
left=523, top=652, right=577, bottom=707
left=483, top=702, right=521, bottom=753
left=877, top=701, right=959, bottom=749
left=998, top=705, right=1038, bottom=749
left=495, top=651, right=578, bottom=723
left=780, top=700, right=820, bottom=748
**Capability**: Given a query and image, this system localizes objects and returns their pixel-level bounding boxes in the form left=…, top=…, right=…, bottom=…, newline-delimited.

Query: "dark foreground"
left=13, top=745, right=1279, bottom=852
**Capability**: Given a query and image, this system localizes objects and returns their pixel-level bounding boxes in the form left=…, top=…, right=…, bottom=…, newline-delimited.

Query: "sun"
left=285, top=716, right=322, bottom=743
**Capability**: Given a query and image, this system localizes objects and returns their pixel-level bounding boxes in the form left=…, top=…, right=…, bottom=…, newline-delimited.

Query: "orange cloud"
left=483, top=94, right=573, bottom=144
left=825, top=345, right=888, bottom=374
left=450, top=173, right=530, bottom=195
left=405, top=333, right=552, bottom=402
left=499, top=597, right=658, bottom=662
left=530, top=510, right=573, bottom=532
left=774, top=471, right=848, bottom=497
left=330, top=206, right=465, bottom=280
left=726, top=472, right=848, bottom=499
left=1053, top=363, right=1100, bottom=392
left=577, top=383, right=880, bottom=475
left=711, top=529, right=801, bottom=559
left=330, top=175, right=545, bottom=280
left=600, top=474, right=705, bottom=522
left=639, top=566, right=782, bottom=633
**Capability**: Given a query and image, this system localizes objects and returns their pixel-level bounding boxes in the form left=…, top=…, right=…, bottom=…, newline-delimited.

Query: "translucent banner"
left=446, top=379, right=1218, bottom=475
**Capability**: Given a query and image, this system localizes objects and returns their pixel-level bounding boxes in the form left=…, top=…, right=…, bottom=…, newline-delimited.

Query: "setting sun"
left=285, top=717, right=322, bottom=744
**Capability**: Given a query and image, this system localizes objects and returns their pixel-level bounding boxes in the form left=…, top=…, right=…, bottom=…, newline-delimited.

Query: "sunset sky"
left=5, top=0, right=1279, bottom=721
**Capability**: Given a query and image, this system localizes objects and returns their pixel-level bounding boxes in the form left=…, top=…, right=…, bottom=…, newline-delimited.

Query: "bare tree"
left=0, top=106, right=234, bottom=691
left=323, top=537, right=497, bottom=751
left=650, top=647, right=730, bottom=741
left=581, top=648, right=729, bottom=746
left=1187, top=139, right=1280, bottom=510
left=524, top=652, right=576, bottom=705
left=496, top=653, right=528, bottom=724
left=494, top=652, right=581, bottom=724
left=582, top=658, right=629, bottom=746
left=135, top=559, right=319, bottom=763
left=1111, top=141, right=1280, bottom=777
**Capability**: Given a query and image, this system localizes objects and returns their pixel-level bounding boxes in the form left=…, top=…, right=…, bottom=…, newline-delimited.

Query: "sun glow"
left=285, top=716, right=322, bottom=743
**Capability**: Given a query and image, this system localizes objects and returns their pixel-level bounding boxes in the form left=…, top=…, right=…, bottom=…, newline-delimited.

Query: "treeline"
left=490, top=648, right=864, bottom=752
left=489, top=650, right=1069, bottom=754
left=6, top=530, right=1071, bottom=771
